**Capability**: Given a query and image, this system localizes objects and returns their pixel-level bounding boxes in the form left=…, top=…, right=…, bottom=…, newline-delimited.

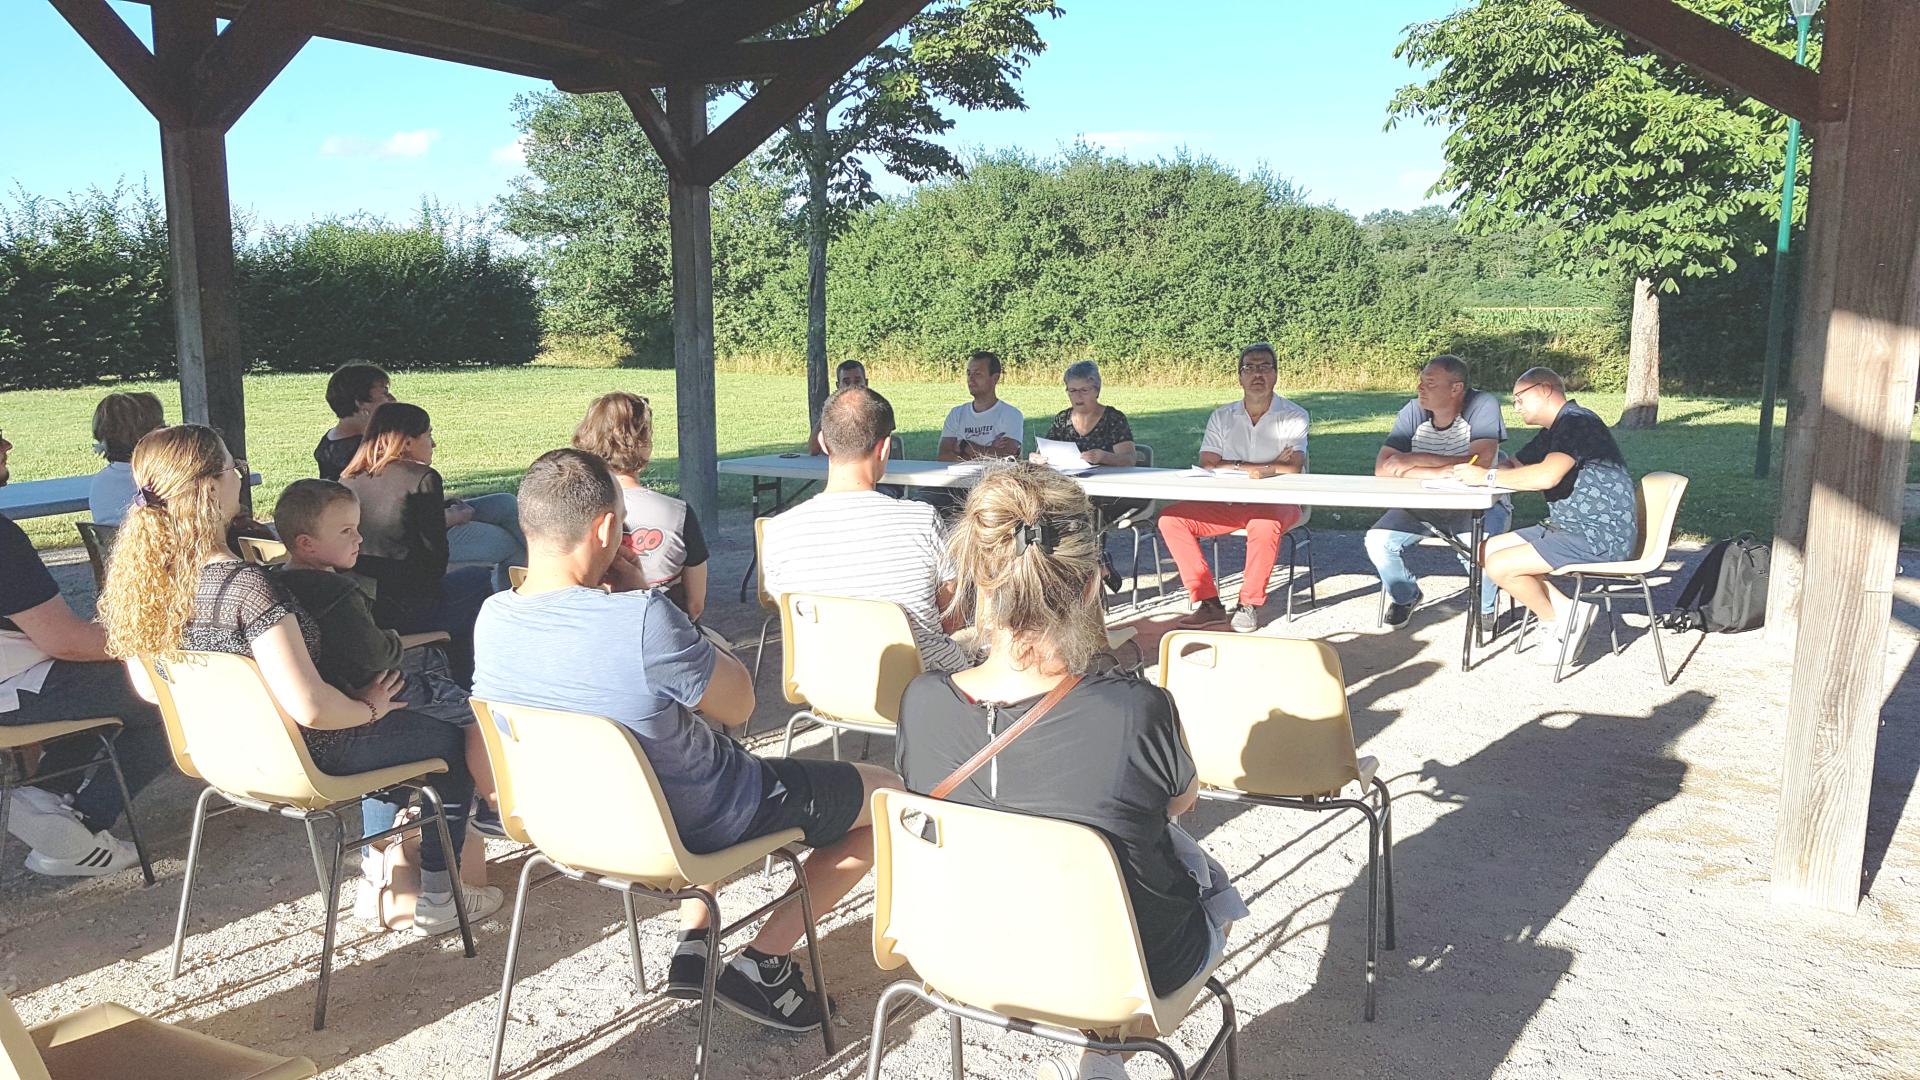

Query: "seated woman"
left=339, top=403, right=503, bottom=681
left=87, top=391, right=166, bottom=525
left=894, top=463, right=1239, bottom=1080
left=570, top=392, right=710, bottom=620
left=1031, top=360, right=1143, bottom=590
left=99, top=424, right=501, bottom=931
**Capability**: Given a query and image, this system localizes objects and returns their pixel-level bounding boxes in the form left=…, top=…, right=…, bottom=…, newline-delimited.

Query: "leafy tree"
left=1390, top=0, right=1812, bottom=426
left=742, top=0, right=1061, bottom=425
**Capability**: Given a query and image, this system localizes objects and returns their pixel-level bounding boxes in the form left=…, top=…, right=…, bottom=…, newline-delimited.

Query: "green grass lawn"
left=3, top=367, right=1913, bottom=550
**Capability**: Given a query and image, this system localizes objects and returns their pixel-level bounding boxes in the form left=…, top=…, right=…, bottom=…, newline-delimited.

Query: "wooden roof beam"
left=193, top=0, right=320, bottom=131
left=554, top=37, right=825, bottom=92
left=352, top=0, right=674, bottom=69
left=46, top=0, right=186, bottom=126
left=640, top=0, right=824, bottom=46
left=1560, top=0, right=1835, bottom=121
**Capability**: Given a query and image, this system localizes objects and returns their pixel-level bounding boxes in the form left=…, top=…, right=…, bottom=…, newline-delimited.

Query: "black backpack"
left=1660, top=534, right=1770, bottom=633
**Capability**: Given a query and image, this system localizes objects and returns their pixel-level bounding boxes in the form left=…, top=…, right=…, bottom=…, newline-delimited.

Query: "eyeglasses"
left=1511, top=384, right=1543, bottom=405
left=1239, top=361, right=1277, bottom=374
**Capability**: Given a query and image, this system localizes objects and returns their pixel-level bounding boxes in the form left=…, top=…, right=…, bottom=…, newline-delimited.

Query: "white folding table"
left=718, top=454, right=1512, bottom=670
left=0, top=472, right=264, bottom=520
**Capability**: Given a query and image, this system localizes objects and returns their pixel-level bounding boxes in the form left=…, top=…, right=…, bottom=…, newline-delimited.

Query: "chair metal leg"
left=1551, top=574, right=1583, bottom=684
left=752, top=615, right=775, bottom=686
left=302, top=817, right=333, bottom=901
left=865, top=981, right=922, bottom=1080
left=830, top=727, right=843, bottom=761
left=170, top=786, right=221, bottom=978
left=777, top=846, right=837, bottom=1056
left=1641, top=576, right=1673, bottom=685
left=622, top=890, right=647, bottom=993
left=417, top=783, right=477, bottom=958
left=692, top=889, right=723, bottom=1080
left=1360, top=803, right=1380, bottom=1022
left=489, top=853, right=548, bottom=1080
left=1284, top=533, right=1297, bottom=621
left=1374, top=778, right=1396, bottom=952
left=96, top=732, right=154, bottom=886
left=948, top=1014, right=964, bottom=1079
left=1140, top=1040, right=1189, bottom=1080
left=311, top=811, right=346, bottom=1030
left=0, top=765, right=12, bottom=877
left=1602, top=588, right=1623, bottom=655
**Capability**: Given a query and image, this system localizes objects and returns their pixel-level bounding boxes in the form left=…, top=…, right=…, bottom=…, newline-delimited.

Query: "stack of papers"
left=945, top=460, right=997, bottom=475
left=1034, top=437, right=1095, bottom=475
left=1183, top=466, right=1249, bottom=478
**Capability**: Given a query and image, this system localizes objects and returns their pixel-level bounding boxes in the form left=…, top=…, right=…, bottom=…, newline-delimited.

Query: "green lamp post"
left=1754, top=0, right=1819, bottom=479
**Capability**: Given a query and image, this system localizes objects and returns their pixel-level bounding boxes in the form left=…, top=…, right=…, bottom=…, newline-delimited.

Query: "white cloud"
left=319, top=129, right=441, bottom=160
left=1078, top=130, right=1185, bottom=151
left=490, top=134, right=528, bottom=166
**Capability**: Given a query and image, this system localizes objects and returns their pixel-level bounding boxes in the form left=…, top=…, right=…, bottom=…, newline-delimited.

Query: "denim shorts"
left=1513, top=523, right=1625, bottom=571
left=734, top=757, right=866, bottom=849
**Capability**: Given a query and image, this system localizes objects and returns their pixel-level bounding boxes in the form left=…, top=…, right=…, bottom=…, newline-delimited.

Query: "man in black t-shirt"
left=1451, top=367, right=1639, bottom=661
left=0, top=428, right=170, bottom=877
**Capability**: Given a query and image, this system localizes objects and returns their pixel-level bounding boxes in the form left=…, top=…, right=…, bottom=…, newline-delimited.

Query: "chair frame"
left=1517, top=570, right=1673, bottom=685
left=488, top=846, right=834, bottom=1080
left=72, top=523, right=116, bottom=592
left=170, top=779, right=472, bottom=1030
left=1202, top=525, right=1317, bottom=621
left=865, top=977, right=1238, bottom=1080
left=776, top=593, right=920, bottom=765
left=0, top=720, right=154, bottom=887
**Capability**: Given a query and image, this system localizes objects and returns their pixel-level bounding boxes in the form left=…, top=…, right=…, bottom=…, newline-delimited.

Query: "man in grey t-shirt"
left=1365, top=355, right=1511, bottom=626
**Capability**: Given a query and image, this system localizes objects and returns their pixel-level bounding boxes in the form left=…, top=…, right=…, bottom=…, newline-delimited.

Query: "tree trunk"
left=803, top=97, right=831, bottom=430
left=1619, top=276, right=1661, bottom=428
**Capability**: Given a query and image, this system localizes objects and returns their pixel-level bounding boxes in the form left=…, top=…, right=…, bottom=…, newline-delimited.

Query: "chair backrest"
left=1619, top=472, right=1689, bottom=573
left=0, top=994, right=53, bottom=1080
left=467, top=699, right=533, bottom=844
left=780, top=592, right=924, bottom=722
left=752, top=517, right=777, bottom=613
left=473, top=699, right=692, bottom=885
left=144, top=652, right=333, bottom=808
left=507, top=565, right=527, bottom=590
left=1132, top=442, right=1153, bottom=467
left=1156, top=631, right=1360, bottom=798
left=236, top=536, right=288, bottom=567
left=871, top=789, right=1172, bottom=1035
left=887, top=434, right=905, bottom=460
left=73, top=523, right=117, bottom=592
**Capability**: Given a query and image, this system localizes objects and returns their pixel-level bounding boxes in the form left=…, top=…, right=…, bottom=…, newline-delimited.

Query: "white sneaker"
left=412, top=884, right=503, bottom=936
left=1033, top=1051, right=1129, bottom=1080
left=354, top=878, right=384, bottom=924
left=23, top=830, right=139, bottom=878
left=1563, top=600, right=1599, bottom=655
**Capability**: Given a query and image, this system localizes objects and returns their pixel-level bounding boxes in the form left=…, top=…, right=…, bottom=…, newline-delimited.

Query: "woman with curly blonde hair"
left=103, top=425, right=501, bottom=931
left=571, top=391, right=710, bottom=619
left=894, top=463, right=1240, bottom=1080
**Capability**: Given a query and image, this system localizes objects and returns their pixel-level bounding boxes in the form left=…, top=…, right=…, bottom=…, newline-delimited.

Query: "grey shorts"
left=1513, top=523, right=1624, bottom=571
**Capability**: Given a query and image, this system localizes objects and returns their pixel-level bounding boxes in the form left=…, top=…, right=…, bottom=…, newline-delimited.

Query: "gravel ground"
left=3, top=517, right=1916, bottom=1080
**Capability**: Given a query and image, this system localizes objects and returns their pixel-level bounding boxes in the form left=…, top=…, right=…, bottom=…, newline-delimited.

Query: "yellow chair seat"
left=0, top=719, right=118, bottom=752
left=279, top=757, right=448, bottom=812
left=605, top=827, right=806, bottom=894
left=27, top=1001, right=317, bottom=1080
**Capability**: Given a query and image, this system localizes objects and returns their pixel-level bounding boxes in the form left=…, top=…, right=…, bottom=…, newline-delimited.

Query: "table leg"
left=738, top=478, right=780, bottom=603
left=1462, top=510, right=1484, bottom=672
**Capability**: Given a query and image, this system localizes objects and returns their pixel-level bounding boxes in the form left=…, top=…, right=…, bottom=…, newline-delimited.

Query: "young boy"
left=315, top=363, right=394, bottom=481
left=272, top=479, right=500, bottom=918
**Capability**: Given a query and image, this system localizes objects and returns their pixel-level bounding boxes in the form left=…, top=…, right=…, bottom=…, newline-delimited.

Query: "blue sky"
left=2, top=1, right=1459, bottom=229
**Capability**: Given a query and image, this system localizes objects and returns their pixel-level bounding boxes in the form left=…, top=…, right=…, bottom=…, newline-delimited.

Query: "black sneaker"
left=714, top=950, right=824, bottom=1032
left=1384, top=589, right=1422, bottom=627
left=1100, top=554, right=1122, bottom=594
left=665, top=931, right=709, bottom=1000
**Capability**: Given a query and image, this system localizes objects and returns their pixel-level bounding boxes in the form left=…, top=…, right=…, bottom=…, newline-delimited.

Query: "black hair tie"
left=1012, top=520, right=1061, bottom=555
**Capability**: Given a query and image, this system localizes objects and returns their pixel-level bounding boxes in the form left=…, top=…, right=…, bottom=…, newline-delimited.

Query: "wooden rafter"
left=193, top=0, right=320, bottom=130
left=46, top=0, right=185, bottom=126
left=640, top=0, right=824, bottom=46
left=1560, top=0, right=1834, bottom=121
left=620, top=81, right=692, bottom=179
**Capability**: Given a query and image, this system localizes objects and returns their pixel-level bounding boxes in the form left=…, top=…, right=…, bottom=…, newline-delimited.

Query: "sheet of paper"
left=1420, top=479, right=1475, bottom=491
left=1035, top=437, right=1094, bottom=474
left=1184, top=466, right=1248, bottom=478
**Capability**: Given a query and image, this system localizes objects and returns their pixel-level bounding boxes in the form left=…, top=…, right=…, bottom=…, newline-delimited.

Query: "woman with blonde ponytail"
left=104, top=425, right=502, bottom=931
left=894, top=462, right=1239, bottom=1080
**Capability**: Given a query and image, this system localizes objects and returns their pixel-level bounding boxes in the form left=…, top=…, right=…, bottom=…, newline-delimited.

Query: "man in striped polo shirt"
left=764, top=386, right=970, bottom=672
left=1365, top=354, right=1511, bottom=627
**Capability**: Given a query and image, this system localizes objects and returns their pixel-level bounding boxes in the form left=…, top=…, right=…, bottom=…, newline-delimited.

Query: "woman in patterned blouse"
left=99, top=424, right=501, bottom=933
left=1033, top=360, right=1146, bottom=590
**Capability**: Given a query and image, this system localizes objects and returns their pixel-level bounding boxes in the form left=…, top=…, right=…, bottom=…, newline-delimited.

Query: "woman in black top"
left=1033, top=360, right=1147, bottom=591
left=895, top=463, right=1233, bottom=1080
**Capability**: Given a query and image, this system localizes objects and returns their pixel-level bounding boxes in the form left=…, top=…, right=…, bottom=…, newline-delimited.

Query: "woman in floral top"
left=98, top=424, right=501, bottom=933
left=1033, top=361, right=1148, bottom=587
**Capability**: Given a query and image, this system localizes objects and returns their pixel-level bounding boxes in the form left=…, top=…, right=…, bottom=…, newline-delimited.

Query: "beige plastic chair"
left=71, top=523, right=116, bottom=592
left=778, top=592, right=924, bottom=764
left=0, top=719, right=154, bottom=887
left=1200, top=505, right=1316, bottom=621
left=144, top=652, right=477, bottom=1031
left=1157, top=631, right=1394, bottom=1020
left=506, top=565, right=526, bottom=590
left=473, top=699, right=832, bottom=1080
left=865, top=789, right=1237, bottom=1079
left=235, top=536, right=288, bottom=567
left=2, top=992, right=315, bottom=1080
left=747, top=517, right=782, bottom=694
left=1519, top=471, right=1689, bottom=685
left=1102, top=443, right=1164, bottom=610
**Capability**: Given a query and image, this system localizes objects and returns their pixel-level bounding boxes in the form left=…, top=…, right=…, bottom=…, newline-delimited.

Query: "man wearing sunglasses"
left=1452, top=368, right=1638, bottom=661
left=1157, top=343, right=1310, bottom=633
left=0, top=426, right=170, bottom=877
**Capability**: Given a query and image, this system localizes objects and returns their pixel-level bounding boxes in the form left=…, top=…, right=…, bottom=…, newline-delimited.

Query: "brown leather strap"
left=931, top=675, right=1082, bottom=800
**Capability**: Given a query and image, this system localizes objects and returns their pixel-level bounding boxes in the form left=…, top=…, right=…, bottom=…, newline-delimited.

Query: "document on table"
left=1184, top=466, right=1249, bottom=478
left=1421, top=478, right=1498, bottom=491
left=1034, top=437, right=1095, bottom=475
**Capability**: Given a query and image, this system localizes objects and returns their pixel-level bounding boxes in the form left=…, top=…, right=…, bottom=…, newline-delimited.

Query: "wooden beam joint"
left=1560, top=0, right=1837, bottom=121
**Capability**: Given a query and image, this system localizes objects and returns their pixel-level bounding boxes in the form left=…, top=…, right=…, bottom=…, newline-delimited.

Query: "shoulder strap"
left=931, top=674, right=1082, bottom=801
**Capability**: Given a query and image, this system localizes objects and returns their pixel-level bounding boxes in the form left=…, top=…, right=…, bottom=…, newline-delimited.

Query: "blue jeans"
left=322, top=709, right=473, bottom=876
left=1, top=660, right=171, bottom=833
left=447, top=492, right=527, bottom=590
left=1365, top=503, right=1511, bottom=614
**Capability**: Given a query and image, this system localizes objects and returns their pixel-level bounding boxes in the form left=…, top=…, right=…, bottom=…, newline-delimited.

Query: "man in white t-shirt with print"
left=1157, top=343, right=1309, bottom=633
left=938, top=351, right=1024, bottom=462
left=765, top=387, right=970, bottom=672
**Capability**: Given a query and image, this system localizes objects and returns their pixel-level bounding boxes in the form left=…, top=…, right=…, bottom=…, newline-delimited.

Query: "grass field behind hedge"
left=3, top=367, right=1913, bottom=551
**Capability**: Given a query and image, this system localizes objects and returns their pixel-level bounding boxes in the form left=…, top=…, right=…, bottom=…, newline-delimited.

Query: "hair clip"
left=132, top=486, right=165, bottom=510
left=1012, top=520, right=1061, bottom=555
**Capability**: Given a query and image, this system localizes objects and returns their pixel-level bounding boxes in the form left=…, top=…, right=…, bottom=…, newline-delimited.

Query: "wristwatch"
left=1486, top=467, right=1499, bottom=487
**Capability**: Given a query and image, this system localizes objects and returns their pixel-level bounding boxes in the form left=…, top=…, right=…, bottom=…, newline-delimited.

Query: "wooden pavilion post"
left=1771, top=0, right=1920, bottom=912
left=665, top=83, right=720, bottom=537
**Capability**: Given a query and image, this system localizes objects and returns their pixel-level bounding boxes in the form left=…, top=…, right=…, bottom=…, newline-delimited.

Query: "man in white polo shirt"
left=1157, top=343, right=1309, bottom=633
left=937, top=351, right=1024, bottom=462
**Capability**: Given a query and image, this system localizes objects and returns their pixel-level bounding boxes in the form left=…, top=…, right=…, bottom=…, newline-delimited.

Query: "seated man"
left=1366, top=354, right=1511, bottom=626
left=1452, top=367, right=1639, bottom=662
left=805, top=359, right=869, bottom=456
left=314, top=362, right=393, bottom=481
left=937, top=350, right=1024, bottom=463
left=0, top=428, right=168, bottom=877
left=1157, top=343, right=1309, bottom=634
left=765, top=387, right=970, bottom=672
left=473, top=449, right=899, bottom=1031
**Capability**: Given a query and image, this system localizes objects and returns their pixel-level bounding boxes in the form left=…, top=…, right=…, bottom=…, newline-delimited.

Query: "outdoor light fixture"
left=1755, top=0, right=1821, bottom=478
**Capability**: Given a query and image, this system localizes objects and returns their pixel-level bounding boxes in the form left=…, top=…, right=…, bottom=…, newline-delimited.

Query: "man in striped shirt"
left=1366, top=354, right=1510, bottom=627
left=764, top=387, right=969, bottom=672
